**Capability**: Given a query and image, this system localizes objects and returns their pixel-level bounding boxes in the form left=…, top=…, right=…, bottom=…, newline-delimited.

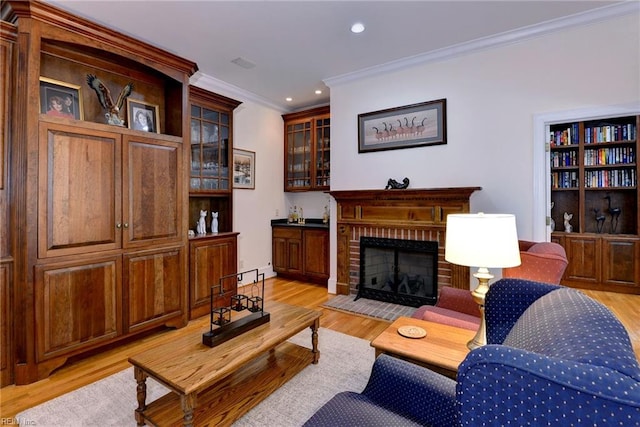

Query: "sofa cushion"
left=503, top=288, right=640, bottom=381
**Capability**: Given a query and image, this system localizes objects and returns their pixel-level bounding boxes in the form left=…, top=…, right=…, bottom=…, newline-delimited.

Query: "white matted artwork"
left=233, top=148, right=255, bottom=189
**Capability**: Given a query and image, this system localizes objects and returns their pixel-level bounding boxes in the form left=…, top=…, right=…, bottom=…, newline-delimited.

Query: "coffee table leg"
left=311, top=318, right=320, bottom=364
left=180, top=393, right=198, bottom=427
left=134, top=367, right=147, bottom=426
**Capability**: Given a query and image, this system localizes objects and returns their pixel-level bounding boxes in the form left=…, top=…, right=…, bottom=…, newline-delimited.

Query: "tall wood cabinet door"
left=124, top=247, right=186, bottom=333
left=602, top=237, right=640, bottom=289
left=189, top=235, right=238, bottom=319
left=123, top=136, right=182, bottom=249
left=34, top=257, right=122, bottom=361
left=304, top=229, right=329, bottom=279
left=564, top=235, right=600, bottom=285
left=38, top=123, right=121, bottom=258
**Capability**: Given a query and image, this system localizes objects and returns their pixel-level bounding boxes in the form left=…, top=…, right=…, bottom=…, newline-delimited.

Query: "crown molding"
left=324, top=2, right=639, bottom=88
left=190, top=72, right=289, bottom=112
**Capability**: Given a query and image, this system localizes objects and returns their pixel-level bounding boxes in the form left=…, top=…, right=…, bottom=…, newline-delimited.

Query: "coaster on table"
left=397, top=325, right=426, bottom=339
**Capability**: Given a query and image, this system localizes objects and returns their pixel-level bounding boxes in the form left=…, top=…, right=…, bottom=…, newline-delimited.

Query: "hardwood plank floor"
left=1, top=277, right=638, bottom=420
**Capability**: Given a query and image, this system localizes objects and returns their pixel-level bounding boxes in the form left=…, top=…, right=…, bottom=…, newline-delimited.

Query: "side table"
left=370, top=316, right=475, bottom=379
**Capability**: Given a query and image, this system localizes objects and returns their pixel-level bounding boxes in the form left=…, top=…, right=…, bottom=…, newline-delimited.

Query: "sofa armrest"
left=457, top=345, right=640, bottom=425
left=361, top=355, right=458, bottom=426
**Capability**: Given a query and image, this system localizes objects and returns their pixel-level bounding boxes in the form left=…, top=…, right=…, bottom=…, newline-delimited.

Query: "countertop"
left=271, top=218, right=329, bottom=229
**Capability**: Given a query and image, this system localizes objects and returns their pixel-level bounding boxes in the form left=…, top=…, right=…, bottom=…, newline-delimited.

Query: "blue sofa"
left=304, top=278, right=640, bottom=426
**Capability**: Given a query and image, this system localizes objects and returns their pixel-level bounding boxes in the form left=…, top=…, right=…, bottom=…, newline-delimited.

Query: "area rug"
left=16, top=328, right=374, bottom=427
left=322, top=294, right=416, bottom=321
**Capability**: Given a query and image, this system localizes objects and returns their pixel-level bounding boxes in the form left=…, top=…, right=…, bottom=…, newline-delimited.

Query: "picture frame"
left=127, top=98, right=160, bottom=133
left=233, top=148, right=255, bottom=189
left=358, top=99, right=447, bottom=153
left=39, top=77, right=84, bottom=120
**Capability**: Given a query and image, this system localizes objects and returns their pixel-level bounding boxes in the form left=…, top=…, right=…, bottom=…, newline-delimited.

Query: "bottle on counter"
left=323, top=205, right=329, bottom=224
left=292, top=206, right=299, bottom=223
left=288, top=206, right=293, bottom=223
left=299, top=207, right=304, bottom=224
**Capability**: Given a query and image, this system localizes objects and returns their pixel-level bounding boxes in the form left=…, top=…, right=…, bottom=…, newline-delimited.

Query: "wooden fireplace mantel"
left=330, top=187, right=481, bottom=295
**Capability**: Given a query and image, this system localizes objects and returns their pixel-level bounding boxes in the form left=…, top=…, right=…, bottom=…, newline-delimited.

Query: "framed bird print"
left=39, top=77, right=83, bottom=120
left=127, top=99, right=160, bottom=133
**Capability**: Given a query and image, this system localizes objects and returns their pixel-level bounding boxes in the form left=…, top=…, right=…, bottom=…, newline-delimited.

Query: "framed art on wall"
left=127, top=99, right=160, bottom=133
left=39, top=77, right=83, bottom=120
left=358, top=99, right=447, bottom=153
left=233, top=148, right=255, bottom=189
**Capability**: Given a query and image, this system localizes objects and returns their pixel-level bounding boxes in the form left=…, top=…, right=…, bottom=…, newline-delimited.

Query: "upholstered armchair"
left=412, top=286, right=480, bottom=330
left=502, top=240, right=568, bottom=284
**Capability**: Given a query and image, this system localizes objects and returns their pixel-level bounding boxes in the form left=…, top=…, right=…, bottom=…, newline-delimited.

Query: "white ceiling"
left=47, top=0, right=630, bottom=112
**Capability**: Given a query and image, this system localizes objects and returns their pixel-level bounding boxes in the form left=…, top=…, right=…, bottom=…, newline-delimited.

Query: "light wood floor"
left=1, top=277, right=638, bottom=419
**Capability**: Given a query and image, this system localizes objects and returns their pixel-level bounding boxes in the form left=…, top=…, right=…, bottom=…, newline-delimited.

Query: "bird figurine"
left=86, top=74, right=133, bottom=126
left=604, top=194, right=621, bottom=233
left=593, top=208, right=605, bottom=233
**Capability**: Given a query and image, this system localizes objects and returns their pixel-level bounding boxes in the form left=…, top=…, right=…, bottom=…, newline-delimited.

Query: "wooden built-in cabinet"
left=550, top=116, right=639, bottom=293
left=272, top=224, right=329, bottom=284
left=282, top=106, right=330, bottom=192
left=1, top=20, right=16, bottom=387
left=189, top=233, right=239, bottom=319
left=187, top=87, right=241, bottom=319
left=2, top=0, right=197, bottom=384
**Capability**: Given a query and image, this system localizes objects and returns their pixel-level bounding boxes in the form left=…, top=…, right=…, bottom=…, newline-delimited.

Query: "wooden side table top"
left=370, top=316, right=475, bottom=375
left=128, top=300, right=321, bottom=395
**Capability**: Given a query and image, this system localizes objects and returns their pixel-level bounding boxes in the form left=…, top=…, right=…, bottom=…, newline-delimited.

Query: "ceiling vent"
left=231, top=57, right=256, bottom=69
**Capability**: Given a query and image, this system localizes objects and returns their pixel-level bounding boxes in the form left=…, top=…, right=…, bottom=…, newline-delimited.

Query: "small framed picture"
left=127, top=99, right=160, bottom=133
left=39, top=77, right=83, bottom=120
left=233, top=148, right=255, bottom=189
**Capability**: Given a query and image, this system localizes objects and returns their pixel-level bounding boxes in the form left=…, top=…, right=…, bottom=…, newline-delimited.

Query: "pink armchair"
left=502, top=240, right=568, bottom=284
left=412, top=286, right=480, bottom=331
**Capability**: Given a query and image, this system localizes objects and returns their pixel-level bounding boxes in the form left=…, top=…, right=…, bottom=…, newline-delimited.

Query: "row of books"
left=585, top=123, right=636, bottom=143
left=584, top=147, right=636, bottom=166
left=585, top=169, right=637, bottom=188
left=551, top=171, right=579, bottom=189
left=551, top=151, right=578, bottom=167
left=549, top=123, right=579, bottom=146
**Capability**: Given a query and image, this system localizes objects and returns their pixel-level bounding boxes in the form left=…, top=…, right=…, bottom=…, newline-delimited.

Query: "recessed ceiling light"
left=351, top=22, right=365, bottom=34
left=285, top=97, right=293, bottom=102
left=315, top=90, right=322, bottom=95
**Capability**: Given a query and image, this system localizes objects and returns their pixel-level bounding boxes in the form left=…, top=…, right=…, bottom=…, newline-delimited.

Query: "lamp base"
left=467, top=268, right=493, bottom=350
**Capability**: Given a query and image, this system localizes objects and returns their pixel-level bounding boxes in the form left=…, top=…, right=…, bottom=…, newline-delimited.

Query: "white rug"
left=17, top=328, right=375, bottom=426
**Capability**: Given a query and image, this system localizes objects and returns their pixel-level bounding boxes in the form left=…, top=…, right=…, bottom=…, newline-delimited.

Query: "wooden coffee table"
left=370, top=316, right=475, bottom=378
left=128, top=301, right=321, bottom=427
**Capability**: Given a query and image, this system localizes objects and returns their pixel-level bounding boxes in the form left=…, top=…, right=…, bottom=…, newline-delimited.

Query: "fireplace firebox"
left=356, top=237, right=438, bottom=307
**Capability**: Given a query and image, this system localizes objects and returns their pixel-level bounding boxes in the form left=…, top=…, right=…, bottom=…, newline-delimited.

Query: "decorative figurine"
left=385, top=177, right=410, bottom=189
left=563, top=212, right=573, bottom=233
left=197, top=210, right=207, bottom=234
left=211, top=211, right=219, bottom=233
left=549, top=201, right=555, bottom=232
left=86, top=74, right=133, bottom=126
left=593, top=208, right=605, bottom=233
left=604, top=194, right=621, bottom=233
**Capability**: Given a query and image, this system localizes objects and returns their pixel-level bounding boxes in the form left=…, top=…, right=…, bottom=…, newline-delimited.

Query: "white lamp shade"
left=445, top=213, right=521, bottom=268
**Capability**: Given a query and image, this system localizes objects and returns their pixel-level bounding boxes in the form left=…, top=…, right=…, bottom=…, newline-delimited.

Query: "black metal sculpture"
left=604, top=194, right=621, bottom=233
left=593, top=208, right=605, bottom=233
left=385, top=177, right=410, bottom=189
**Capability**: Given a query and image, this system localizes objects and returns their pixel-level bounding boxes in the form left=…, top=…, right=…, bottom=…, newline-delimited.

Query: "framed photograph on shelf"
left=127, top=99, right=160, bottom=133
left=358, top=98, right=447, bottom=153
left=39, top=77, right=83, bottom=120
left=233, top=148, right=255, bottom=189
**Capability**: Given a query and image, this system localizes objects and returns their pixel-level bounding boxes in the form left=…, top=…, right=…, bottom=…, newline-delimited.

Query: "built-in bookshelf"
left=549, top=115, right=639, bottom=294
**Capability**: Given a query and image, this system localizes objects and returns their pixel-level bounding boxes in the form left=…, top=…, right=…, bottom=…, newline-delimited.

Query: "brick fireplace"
left=330, top=187, right=481, bottom=296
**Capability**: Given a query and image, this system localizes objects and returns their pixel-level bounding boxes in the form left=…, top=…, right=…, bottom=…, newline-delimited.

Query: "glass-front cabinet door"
left=190, top=105, right=230, bottom=192
left=283, top=106, right=330, bottom=192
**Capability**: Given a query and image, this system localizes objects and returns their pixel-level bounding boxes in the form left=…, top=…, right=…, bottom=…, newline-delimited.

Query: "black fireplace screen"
left=357, top=237, right=438, bottom=307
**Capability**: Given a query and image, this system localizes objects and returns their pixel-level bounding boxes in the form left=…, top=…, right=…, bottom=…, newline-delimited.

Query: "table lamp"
left=445, top=213, right=521, bottom=350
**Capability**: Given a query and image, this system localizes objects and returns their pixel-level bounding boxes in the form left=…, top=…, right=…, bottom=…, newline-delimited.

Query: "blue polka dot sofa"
left=304, top=278, right=640, bottom=426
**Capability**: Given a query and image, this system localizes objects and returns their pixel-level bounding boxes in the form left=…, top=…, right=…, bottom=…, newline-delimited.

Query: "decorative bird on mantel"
left=86, top=74, right=133, bottom=126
